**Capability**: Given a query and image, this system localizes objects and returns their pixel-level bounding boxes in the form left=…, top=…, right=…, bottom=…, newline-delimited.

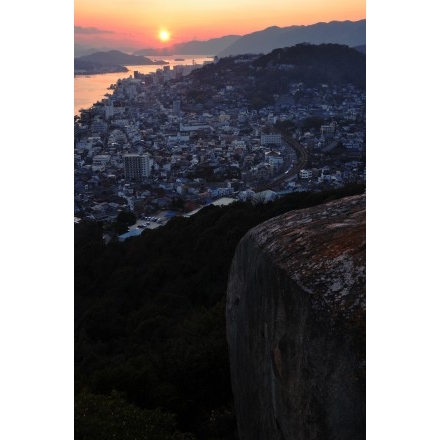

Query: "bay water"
left=74, top=55, right=213, bottom=117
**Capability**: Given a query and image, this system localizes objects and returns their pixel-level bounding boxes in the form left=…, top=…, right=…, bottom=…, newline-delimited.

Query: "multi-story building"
left=92, top=155, right=111, bottom=172
left=261, top=134, right=281, bottom=146
left=299, top=169, right=313, bottom=179
left=123, top=153, right=151, bottom=180
left=320, top=122, right=337, bottom=135
left=105, top=102, right=114, bottom=119
left=172, top=100, right=181, bottom=116
left=265, top=150, right=284, bottom=167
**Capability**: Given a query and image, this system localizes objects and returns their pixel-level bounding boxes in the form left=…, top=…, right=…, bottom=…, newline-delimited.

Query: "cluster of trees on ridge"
left=75, top=184, right=365, bottom=439
left=189, top=43, right=365, bottom=109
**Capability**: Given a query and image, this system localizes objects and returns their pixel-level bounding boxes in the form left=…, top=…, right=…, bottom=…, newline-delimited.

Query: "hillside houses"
left=74, top=61, right=365, bottom=222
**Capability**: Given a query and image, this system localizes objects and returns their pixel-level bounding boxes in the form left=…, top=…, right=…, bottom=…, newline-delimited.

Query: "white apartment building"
left=123, top=153, right=151, bottom=180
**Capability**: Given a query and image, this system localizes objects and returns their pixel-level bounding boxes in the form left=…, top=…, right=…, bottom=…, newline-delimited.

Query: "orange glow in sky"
left=74, top=0, right=366, bottom=50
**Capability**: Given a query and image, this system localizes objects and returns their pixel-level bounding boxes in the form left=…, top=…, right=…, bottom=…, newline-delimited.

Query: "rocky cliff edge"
left=226, top=194, right=366, bottom=440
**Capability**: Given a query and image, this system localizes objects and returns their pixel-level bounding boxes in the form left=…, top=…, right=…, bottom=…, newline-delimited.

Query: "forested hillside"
left=75, top=184, right=365, bottom=439
left=191, top=43, right=366, bottom=92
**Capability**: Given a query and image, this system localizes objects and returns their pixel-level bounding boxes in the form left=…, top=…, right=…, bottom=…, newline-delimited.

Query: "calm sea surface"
left=74, top=55, right=212, bottom=117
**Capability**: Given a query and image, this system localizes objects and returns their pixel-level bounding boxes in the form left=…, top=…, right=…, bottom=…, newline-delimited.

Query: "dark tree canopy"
left=75, top=184, right=365, bottom=439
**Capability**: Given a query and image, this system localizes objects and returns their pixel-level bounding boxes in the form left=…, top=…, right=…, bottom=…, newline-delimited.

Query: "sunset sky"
left=74, top=0, right=366, bottom=50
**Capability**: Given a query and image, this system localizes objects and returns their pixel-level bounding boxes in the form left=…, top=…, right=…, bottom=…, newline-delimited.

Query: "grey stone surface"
left=226, top=194, right=366, bottom=440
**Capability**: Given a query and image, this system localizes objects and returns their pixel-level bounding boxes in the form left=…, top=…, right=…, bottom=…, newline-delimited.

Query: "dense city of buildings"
left=74, top=57, right=366, bottom=238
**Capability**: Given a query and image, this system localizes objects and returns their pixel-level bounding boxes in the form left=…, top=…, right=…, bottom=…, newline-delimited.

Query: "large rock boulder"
left=226, top=194, right=366, bottom=440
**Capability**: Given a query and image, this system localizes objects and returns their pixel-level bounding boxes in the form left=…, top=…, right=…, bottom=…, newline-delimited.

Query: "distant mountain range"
left=132, top=19, right=365, bottom=57
left=133, top=35, right=241, bottom=57
left=74, top=19, right=366, bottom=74
left=74, top=36, right=241, bottom=58
left=217, top=19, right=366, bottom=57
left=74, top=19, right=366, bottom=59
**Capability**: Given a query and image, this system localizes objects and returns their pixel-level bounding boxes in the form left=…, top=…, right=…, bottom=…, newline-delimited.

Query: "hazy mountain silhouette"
left=74, top=19, right=366, bottom=63
left=74, top=43, right=144, bottom=58
left=75, top=43, right=103, bottom=57
left=76, top=50, right=169, bottom=66
left=217, top=19, right=366, bottom=57
left=133, top=35, right=241, bottom=56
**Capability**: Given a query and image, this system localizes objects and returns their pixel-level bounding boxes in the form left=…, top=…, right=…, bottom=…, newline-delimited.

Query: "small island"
left=74, top=49, right=169, bottom=75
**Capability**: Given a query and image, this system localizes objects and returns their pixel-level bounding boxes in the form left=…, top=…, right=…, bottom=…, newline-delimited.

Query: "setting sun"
left=158, top=29, right=171, bottom=43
